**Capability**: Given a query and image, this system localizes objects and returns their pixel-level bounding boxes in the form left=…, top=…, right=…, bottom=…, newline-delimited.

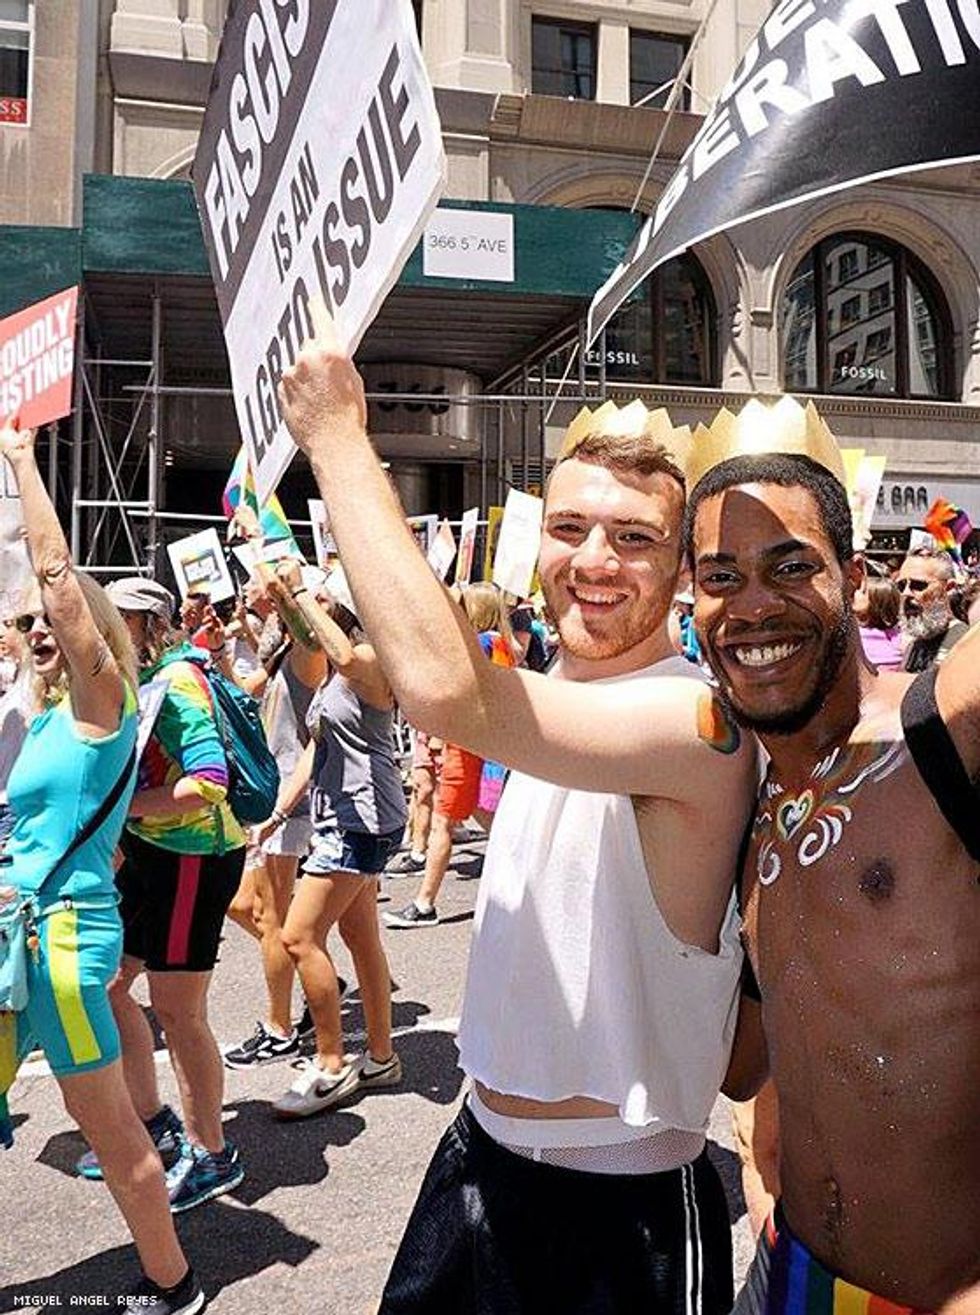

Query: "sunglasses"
left=894, top=578, right=931, bottom=594
left=14, top=612, right=52, bottom=633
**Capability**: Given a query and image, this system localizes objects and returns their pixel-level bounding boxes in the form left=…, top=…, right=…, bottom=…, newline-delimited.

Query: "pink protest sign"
left=0, top=286, right=79, bottom=428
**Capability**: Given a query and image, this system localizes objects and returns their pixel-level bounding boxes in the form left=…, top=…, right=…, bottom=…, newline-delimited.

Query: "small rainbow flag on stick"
left=924, top=497, right=973, bottom=558
left=222, top=446, right=295, bottom=547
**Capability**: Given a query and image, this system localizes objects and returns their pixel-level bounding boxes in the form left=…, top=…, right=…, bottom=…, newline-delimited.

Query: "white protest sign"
left=192, top=0, right=446, bottom=503
left=407, top=513, right=437, bottom=556
left=308, top=498, right=336, bottom=566
left=137, top=678, right=169, bottom=765
left=493, top=490, right=543, bottom=599
left=167, top=528, right=236, bottom=603
left=232, top=536, right=303, bottom=579
left=850, top=455, right=887, bottom=551
left=324, top=563, right=356, bottom=615
left=454, top=507, right=479, bottom=585
left=427, top=519, right=457, bottom=581
left=0, top=469, right=34, bottom=619
left=423, top=209, right=514, bottom=282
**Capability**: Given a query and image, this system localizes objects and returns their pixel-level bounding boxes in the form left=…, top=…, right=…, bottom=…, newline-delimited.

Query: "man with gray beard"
left=894, top=548, right=968, bottom=672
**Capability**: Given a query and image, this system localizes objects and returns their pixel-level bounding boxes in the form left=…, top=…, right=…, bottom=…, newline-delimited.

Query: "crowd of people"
left=2, top=342, right=980, bottom=1315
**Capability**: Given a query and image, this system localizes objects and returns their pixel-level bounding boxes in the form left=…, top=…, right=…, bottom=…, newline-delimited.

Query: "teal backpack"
left=181, top=652, right=280, bottom=825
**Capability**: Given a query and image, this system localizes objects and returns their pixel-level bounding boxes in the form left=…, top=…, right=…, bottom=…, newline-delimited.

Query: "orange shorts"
left=435, top=744, right=483, bottom=821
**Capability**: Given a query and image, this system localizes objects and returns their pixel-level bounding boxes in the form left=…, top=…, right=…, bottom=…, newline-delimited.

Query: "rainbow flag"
left=222, top=446, right=295, bottom=546
left=924, top=497, right=972, bottom=557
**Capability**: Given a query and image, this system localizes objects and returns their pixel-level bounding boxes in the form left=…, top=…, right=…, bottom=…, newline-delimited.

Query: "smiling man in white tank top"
left=279, top=349, right=759, bottom=1315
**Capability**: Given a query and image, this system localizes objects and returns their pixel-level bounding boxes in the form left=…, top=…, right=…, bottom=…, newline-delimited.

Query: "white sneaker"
left=358, top=1051, right=402, bottom=1090
left=272, top=1056, right=361, bottom=1119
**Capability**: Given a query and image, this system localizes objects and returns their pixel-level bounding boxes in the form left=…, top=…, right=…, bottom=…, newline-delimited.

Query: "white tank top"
left=456, top=655, right=744, bottom=1132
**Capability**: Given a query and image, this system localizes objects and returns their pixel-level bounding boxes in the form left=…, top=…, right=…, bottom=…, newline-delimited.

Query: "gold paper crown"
left=686, top=397, right=845, bottom=492
left=560, top=399, right=692, bottom=473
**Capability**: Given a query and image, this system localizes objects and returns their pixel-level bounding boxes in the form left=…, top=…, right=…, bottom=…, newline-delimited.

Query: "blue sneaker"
left=166, top=1141, right=244, bottom=1213
left=76, top=1104, right=184, bottom=1181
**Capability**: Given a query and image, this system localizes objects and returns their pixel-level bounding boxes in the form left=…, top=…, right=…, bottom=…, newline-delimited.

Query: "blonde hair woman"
left=0, top=421, right=203, bottom=1315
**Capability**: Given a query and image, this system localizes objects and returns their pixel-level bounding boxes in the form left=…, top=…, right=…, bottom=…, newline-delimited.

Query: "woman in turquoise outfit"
left=0, top=421, right=203, bottom=1315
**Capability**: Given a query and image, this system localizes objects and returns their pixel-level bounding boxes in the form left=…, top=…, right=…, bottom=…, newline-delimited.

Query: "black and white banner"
left=193, top=0, right=445, bottom=501
left=588, top=0, right=980, bottom=346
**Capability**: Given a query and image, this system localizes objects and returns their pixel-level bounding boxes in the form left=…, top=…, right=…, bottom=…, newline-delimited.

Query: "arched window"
left=781, top=233, right=951, bottom=399
left=587, top=252, right=718, bottom=385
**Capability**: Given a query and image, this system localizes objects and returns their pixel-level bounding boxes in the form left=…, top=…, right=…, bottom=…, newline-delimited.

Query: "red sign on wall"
left=0, top=287, right=79, bottom=428
left=0, top=98, right=27, bottom=125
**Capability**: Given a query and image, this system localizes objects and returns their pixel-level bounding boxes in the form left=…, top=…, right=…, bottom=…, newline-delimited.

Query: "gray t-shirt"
left=306, top=675, right=406, bottom=836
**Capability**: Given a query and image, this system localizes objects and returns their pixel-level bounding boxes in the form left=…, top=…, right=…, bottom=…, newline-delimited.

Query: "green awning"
left=79, top=175, right=638, bottom=297
left=0, top=226, right=82, bottom=319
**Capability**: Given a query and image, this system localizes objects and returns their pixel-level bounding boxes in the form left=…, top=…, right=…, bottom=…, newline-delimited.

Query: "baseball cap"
left=106, top=577, right=176, bottom=619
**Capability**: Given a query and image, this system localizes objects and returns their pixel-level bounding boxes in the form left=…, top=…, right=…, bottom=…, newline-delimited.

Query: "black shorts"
left=117, top=830, right=245, bottom=972
left=380, top=1103, right=733, bottom=1315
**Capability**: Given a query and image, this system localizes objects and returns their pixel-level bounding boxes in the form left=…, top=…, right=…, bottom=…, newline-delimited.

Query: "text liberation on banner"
left=587, top=0, right=980, bottom=345
left=193, top=0, right=445, bottom=503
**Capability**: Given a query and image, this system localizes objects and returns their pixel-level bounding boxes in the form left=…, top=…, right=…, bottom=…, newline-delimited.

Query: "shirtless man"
left=681, top=417, right=980, bottom=1314
left=278, top=336, right=757, bottom=1312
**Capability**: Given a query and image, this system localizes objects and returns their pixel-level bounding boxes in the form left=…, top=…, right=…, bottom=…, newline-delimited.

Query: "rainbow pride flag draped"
left=924, top=497, right=973, bottom=558
left=222, top=446, right=296, bottom=547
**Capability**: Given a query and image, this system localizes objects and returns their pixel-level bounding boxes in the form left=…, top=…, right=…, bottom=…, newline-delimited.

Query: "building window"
left=584, top=252, right=717, bottom=385
left=0, top=0, right=31, bottom=126
left=780, top=233, right=951, bottom=399
left=531, top=17, right=596, bottom=100
left=630, top=31, right=689, bottom=109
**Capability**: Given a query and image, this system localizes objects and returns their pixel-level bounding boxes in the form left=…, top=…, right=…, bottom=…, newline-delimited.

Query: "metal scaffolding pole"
left=147, top=292, right=162, bottom=577
left=520, top=366, right=530, bottom=492
left=537, top=361, right=547, bottom=491
left=70, top=304, right=86, bottom=562
left=46, top=421, right=58, bottom=504
left=479, top=393, right=488, bottom=516
left=496, top=398, right=505, bottom=505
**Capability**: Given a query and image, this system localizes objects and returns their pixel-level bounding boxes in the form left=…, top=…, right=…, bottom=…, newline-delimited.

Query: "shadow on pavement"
left=35, top=1098, right=367, bottom=1198
left=435, top=910, right=475, bottom=927
left=0, top=1200, right=319, bottom=1312
left=338, top=996, right=432, bottom=1038
left=707, top=1136, right=748, bottom=1226
left=365, top=1027, right=464, bottom=1107
left=220, top=1098, right=367, bottom=1206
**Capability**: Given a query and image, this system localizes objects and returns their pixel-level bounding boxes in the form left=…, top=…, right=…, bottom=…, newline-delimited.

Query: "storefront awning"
left=2, top=177, right=640, bottom=384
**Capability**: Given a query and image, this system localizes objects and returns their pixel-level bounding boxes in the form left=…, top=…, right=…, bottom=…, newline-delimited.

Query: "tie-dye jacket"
left=126, top=644, right=245, bottom=855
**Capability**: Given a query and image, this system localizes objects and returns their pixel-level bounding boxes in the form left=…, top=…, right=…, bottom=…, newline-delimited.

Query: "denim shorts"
left=303, top=826, right=402, bottom=877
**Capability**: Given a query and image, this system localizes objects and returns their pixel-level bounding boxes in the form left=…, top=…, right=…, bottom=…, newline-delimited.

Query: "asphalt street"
left=2, top=838, right=754, bottom=1314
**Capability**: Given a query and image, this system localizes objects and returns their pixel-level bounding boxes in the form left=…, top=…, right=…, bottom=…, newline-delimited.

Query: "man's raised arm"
left=278, top=330, right=755, bottom=806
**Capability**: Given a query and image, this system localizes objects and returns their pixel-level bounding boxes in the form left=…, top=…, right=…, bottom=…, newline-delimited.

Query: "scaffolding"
left=66, top=281, right=609, bottom=581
